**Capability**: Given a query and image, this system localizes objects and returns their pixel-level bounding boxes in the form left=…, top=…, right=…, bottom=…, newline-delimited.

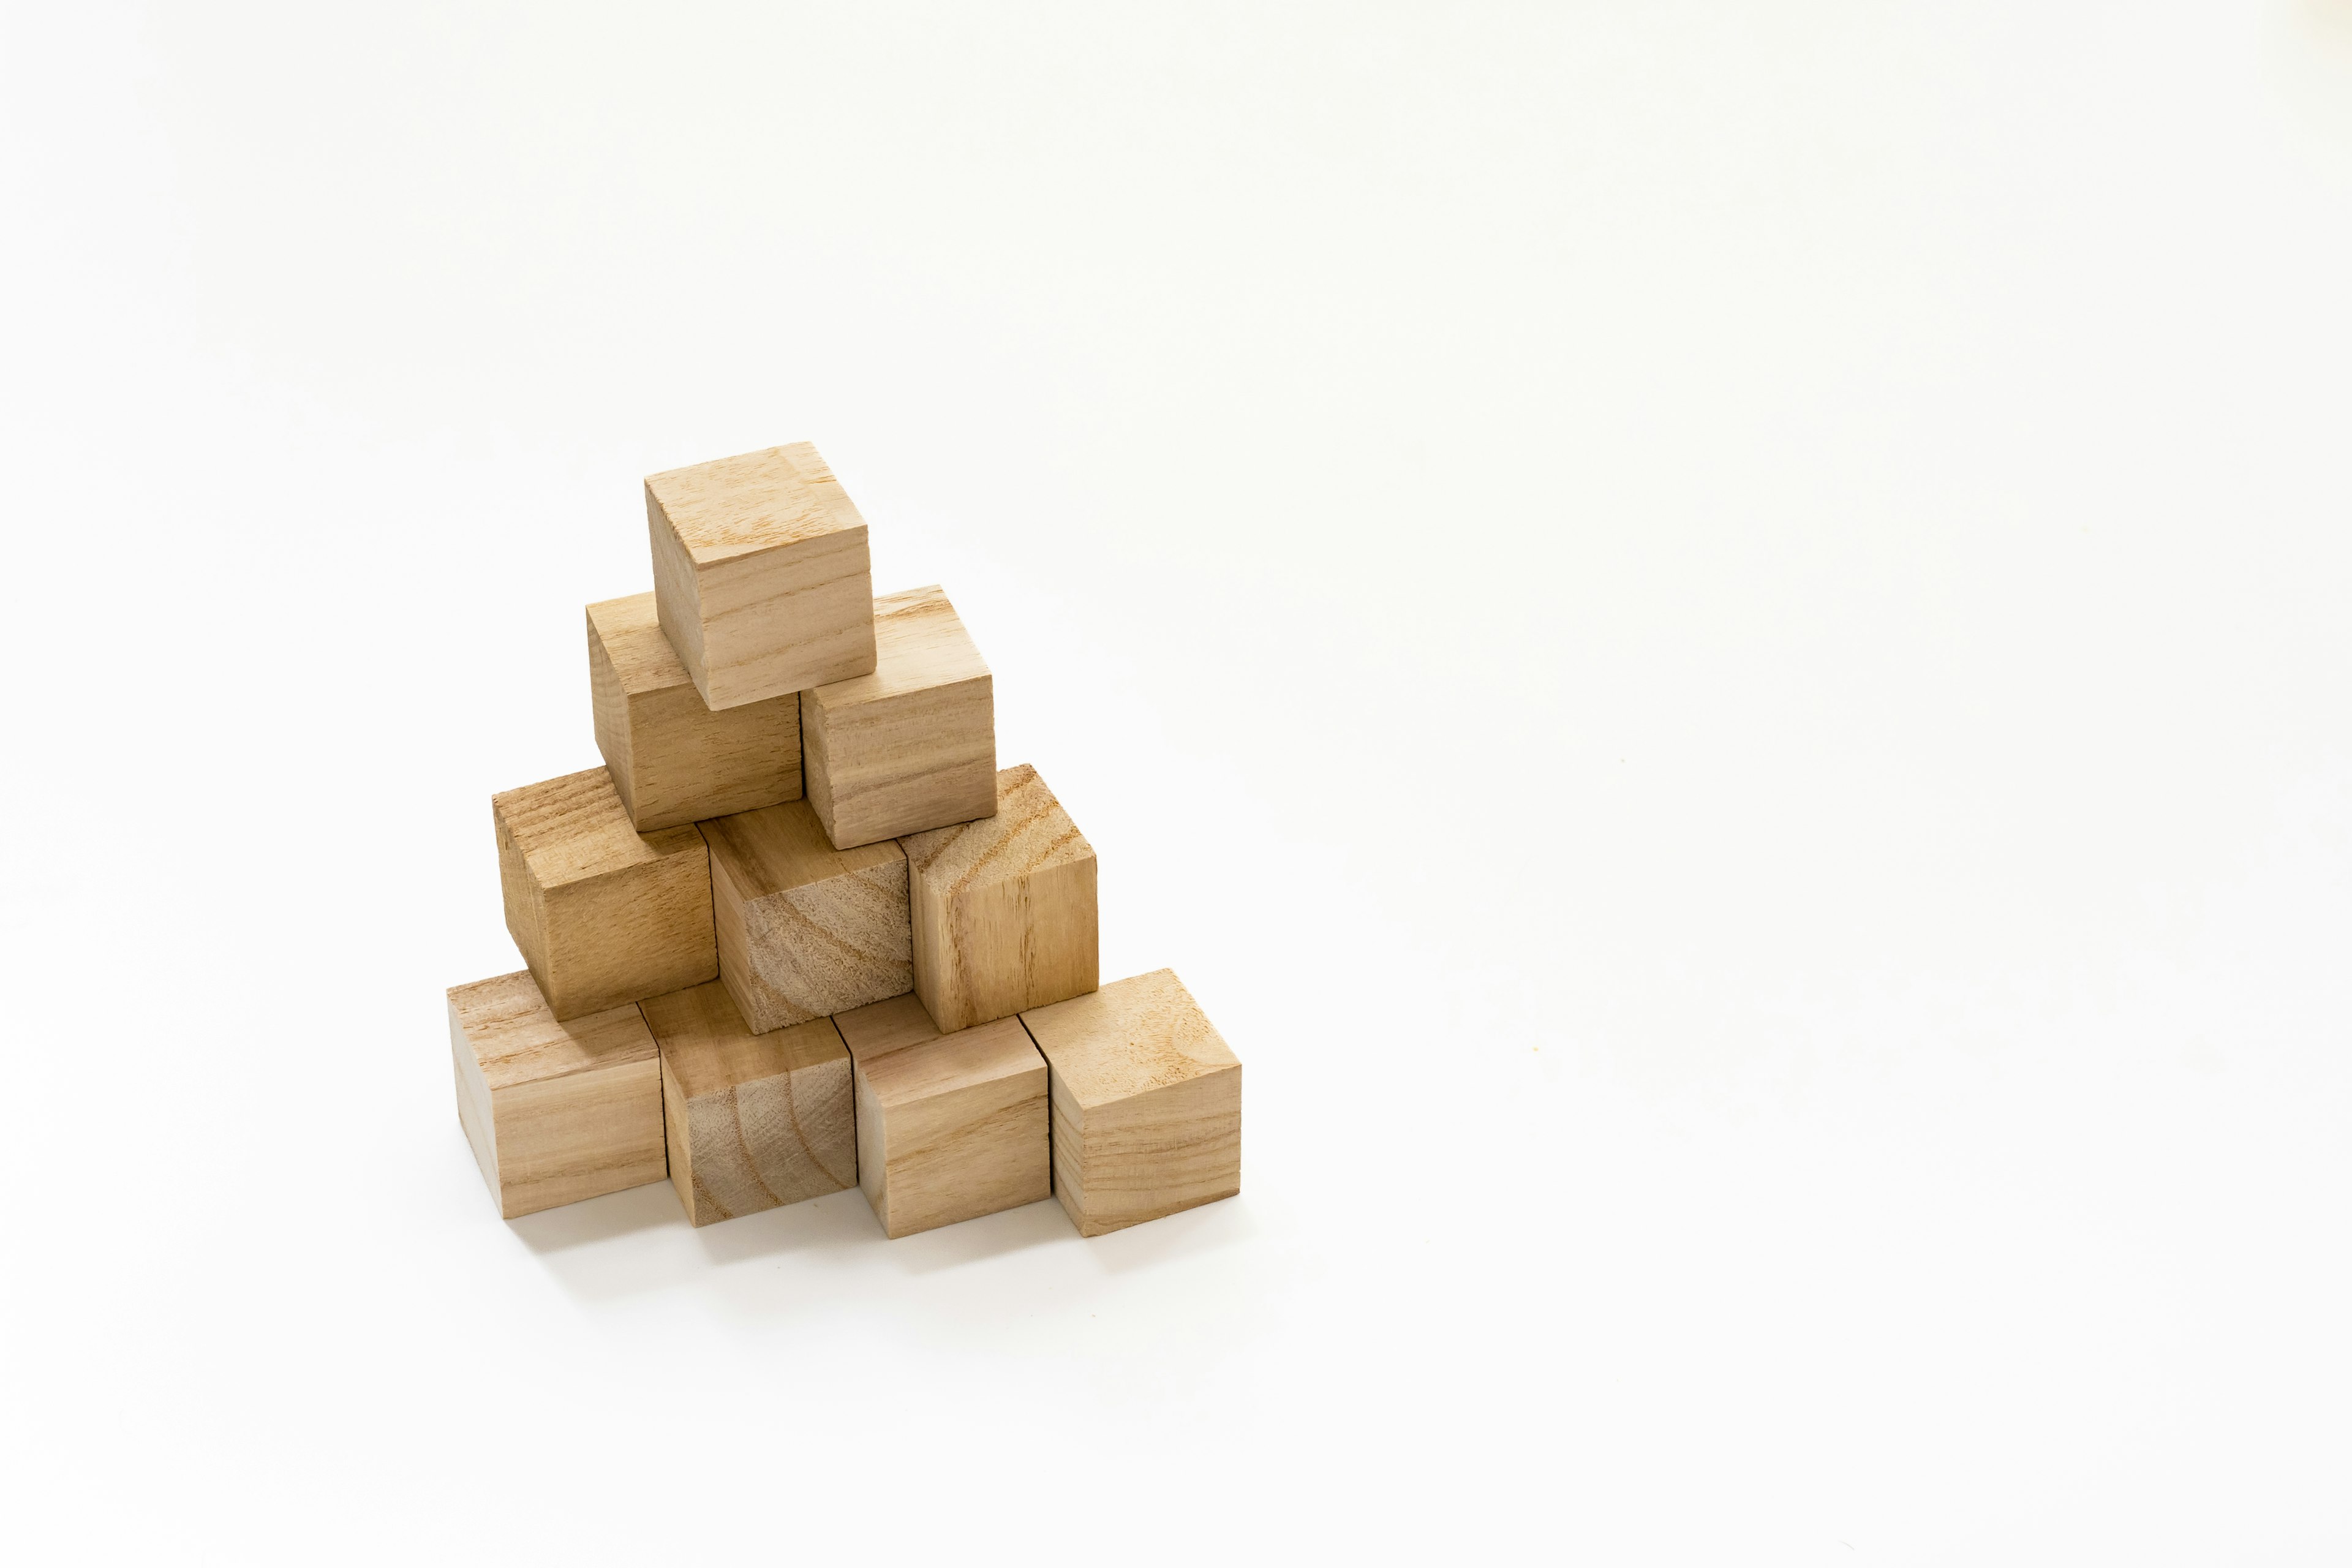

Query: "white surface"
left=4, top=4, right=2349, bottom=1561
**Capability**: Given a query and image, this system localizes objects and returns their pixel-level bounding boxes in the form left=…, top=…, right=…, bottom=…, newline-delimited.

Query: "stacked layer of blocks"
left=447, top=442, right=1242, bottom=1238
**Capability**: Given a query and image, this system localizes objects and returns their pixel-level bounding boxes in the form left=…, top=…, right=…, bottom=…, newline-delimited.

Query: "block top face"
left=1020, top=969, right=1237, bottom=1111
left=494, top=767, right=703, bottom=888
left=448, top=971, right=657, bottom=1092
left=586, top=592, right=692, bottom=696
left=644, top=442, right=865, bottom=566
left=805, top=586, right=989, bottom=710
left=833, top=994, right=1041, bottom=1107
left=641, top=981, right=848, bottom=1101
left=899, top=764, right=1091, bottom=893
left=699, top=796, right=902, bottom=897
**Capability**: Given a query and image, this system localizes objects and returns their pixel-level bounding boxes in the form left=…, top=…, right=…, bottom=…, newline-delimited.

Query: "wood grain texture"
left=699, top=797, right=911, bottom=1033
left=447, top=970, right=666, bottom=1219
left=834, top=993, right=1049, bottom=1238
left=1020, top=968, right=1240, bottom=1237
left=802, top=586, right=995, bottom=850
left=492, top=767, right=717, bottom=1019
left=639, top=982, right=854, bottom=1226
left=646, top=442, right=877, bottom=710
left=901, top=764, right=1097, bottom=1033
left=587, top=592, right=801, bottom=831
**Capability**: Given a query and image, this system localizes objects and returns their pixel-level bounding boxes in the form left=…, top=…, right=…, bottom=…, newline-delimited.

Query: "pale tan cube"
left=640, top=982, right=855, bottom=1226
left=700, top=797, right=912, bottom=1033
left=587, top=590, right=802, bottom=831
left=834, top=993, right=1049, bottom=1238
left=646, top=442, right=876, bottom=710
left=1021, top=969, right=1241, bottom=1237
left=902, top=764, right=1097, bottom=1033
left=493, top=767, right=717, bottom=1020
left=448, top=970, right=666, bottom=1219
left=804, top=586, right=995, bottom=850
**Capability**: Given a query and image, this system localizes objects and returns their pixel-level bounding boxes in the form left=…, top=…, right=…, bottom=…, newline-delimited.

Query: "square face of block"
left=587, top=592, right=802, bottom=831
left=901, top=763, right=1098, bottom=1033
left=645, top=442, right=878, bottom=710
left=834, top=993, right=1049, bottom=1239
left=699, top=797, right=911, bottom=1034
left=802, top=585, right=996, bottom=850
left=639, top=982, right=854, bottom=1226
left=448, top=971, right=666, bottom=1219
left=1020, top=969, right=1241, bottom=1237
left=492, top=767, right=717, bottom=1020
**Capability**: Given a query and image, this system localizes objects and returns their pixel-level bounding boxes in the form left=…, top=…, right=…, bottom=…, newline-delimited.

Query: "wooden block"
left=802, top=586, right=995, bottom=850
left=646, top=442, right=876, bottom=710
left=493, top=767, right=717, bottom=1020
left=902, top=764, right=1097, bottom=1033
left=448, top=971, right=666, bottom=1219
left=587, top=591, right=802, bottom=831
left=700, top=797, right=911, bottom=1033
left=834, top=994, right=1049, bottom=1238
left=639, top=982, right=854, bottom=1226
left=1020, top=969, right=1241, bottom=1237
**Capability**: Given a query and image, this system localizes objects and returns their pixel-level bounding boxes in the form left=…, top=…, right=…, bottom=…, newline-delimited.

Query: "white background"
left=3, top=3, right=2348, bottom=1561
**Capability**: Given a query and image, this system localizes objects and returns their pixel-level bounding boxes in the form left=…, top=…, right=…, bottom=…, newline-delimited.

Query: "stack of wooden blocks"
left=447, top=443, right=1243, bottom=1241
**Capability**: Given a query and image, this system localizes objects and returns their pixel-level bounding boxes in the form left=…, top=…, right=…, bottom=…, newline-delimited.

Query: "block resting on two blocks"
left=449, top=440, right=1241, bottom=1243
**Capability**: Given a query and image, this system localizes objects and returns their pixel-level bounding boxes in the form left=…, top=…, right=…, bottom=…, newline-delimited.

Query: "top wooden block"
left=646, top=442, right=878, bottom=710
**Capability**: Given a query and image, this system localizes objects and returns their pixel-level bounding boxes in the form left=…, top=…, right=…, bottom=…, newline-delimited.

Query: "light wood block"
left=448, top=970, right=666, bottom=1219
left=700, top=797, right=911, bottom=1033
left=803, top=586, right=995, bottom=850
left=646, top=442, right=876, bottom=710
left=493, top=767, right=717, bottom=1020
left=1021, top=969, right=1241, bottom=1237
left=902, top=764, right=1097, bottom=1033
left=587, top=591, right=802, bottom=831
left=834, top=994, right=1049, bottom=1238
left=639, top=982, right=854, bottom=1226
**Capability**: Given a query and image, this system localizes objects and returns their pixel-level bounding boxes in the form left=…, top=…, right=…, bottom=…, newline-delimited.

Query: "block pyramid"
left=447, top=442, right=1243, bottom=1240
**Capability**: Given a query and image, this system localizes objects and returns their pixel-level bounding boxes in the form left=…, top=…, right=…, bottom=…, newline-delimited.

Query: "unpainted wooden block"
left=587, top=591, right=802, bottom=831
left=834, top=993, right=1049, bottom=1239
left=639, top=981, right=855, bottom=1226
left=902, top=763, right=1097, bottom=1033
left=494, top=767, right=717, bottom=1019
left=1021, top=969, right=1240, bottom=1237
left=448, top=970, right=666, bottom=1219
left=646, top=442, right=876, bottom=710
left=803, top=586, right=995, bottom=850
left=700, top=797, right=911, bottom=1033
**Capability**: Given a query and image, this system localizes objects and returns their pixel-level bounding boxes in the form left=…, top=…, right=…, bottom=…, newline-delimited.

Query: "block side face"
left=448, top=971, right=657, bottom=1090
left=1022, top=968, right=1234, bottom=1110
left=494, top=811, right=551, bottom=987
left=737, top=1054, right=856, bottom=1205
left=661, top=1051, right=699, bottom=1224
left=616, top=683, right=801, bottom=832
left=854, top=1060, right=888, bottom=1228
left=1049, top=1074, right=1090, bottom=1231
left=802, top=694, right=839, bottom=836
left=925, top=855, right=1098, bottom=1031
left=587, top=615, right=639, bottom=821
left=537, top=850, right=717, bottom=1020
left=807, top=676, right=997, bottom=849
left=489, top=1057, right=667, bottom=1218
left=1073, top=1065, right=1242, bottom=1234
left=696, top=529, right=878, bottom=707
left=451, top=1005, right=502, bottom=1204
left=882, top=1069, right=1049, bottom=1238
left=650, top=497, right=712, bottom=701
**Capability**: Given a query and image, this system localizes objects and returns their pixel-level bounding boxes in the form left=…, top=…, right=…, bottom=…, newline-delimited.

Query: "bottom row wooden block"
left=448, top=966, right=1241, bottom=1237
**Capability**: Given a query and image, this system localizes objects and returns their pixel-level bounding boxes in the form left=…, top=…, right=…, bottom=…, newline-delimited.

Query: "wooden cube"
left=493, top=767, right=717, bottom=1020
left=587, top=590, right=802, bottom=831
left=639, top=982, right=854, bottom=1226
left=700, top=797, right=911, bottom=1033
left=448, top=970, right=666, bottom=1219
left=1020, top=969, right=1241, bottom=1237
left=834, top=993, right=1049, bottom=1238
left=803, top=586, right=995, bottom=850
left=902, top=764, right=1097, bottom=1032
left=646, top=442, right=876, bottom=710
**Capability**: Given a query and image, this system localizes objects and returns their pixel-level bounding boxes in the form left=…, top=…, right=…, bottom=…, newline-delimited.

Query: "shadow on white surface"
left=505, top=1180, right=681, bottom=1253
